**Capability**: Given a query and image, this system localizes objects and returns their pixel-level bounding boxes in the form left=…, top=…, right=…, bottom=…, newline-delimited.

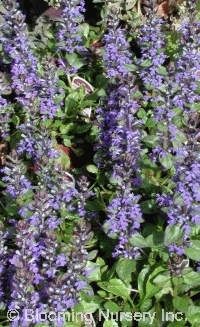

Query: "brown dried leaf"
left=0, top=141, right=8, bottom=166
left=156, top=0, right=180, bottom=17
left=156, top=0, right=171, bottom=17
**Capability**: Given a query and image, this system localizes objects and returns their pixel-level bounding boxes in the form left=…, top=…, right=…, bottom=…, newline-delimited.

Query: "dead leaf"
left=0, top=141, right=8, bottom=166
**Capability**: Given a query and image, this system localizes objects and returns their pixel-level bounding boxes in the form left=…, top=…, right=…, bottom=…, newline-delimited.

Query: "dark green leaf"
left=164, top=225, right=184, bottom=246
left=138, top=265, right=164, bottom=303
left=140, top=199, right=157, bottom=214
left=65, top=97, right=78, bottom=114
left=145, top=231, right=165, bottom=249
left=75, top=125, right=91, bottom=134
left=85, top=199, right=105, bottom=211
left=159, top=153, right=174, bottom=170
left=12, top=115, right=20, bottom=126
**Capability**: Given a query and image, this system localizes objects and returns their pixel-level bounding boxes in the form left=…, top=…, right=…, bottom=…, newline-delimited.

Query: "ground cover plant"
left=1, top=0, right=200, bottom=326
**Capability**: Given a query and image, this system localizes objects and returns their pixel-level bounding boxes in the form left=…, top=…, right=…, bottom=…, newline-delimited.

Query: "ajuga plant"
left=95, top=5, right=144, bottom=259
left=0, top=222, right=8, bottom=304
left=55, top=0, right=86, bottom=75
left=2, top=0, right=200, bottom=325
left=138, top=2, right=167, bottom=89
left=0, top=73, right=13, bottom=139
left=0, top=0, right=94, bottom=325
left=139, top=0, right=200, bottom=257
left=2, top=149, right=92, bottom=326
left=161, top=1, right=200, bottom=256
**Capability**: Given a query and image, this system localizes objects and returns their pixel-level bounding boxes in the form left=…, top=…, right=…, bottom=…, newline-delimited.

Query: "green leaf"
left=96, top=258, right=107, bottom=268
left=156, top=66, right=168, bottom=76
left=65, top=53, right=84, bottom=69
left=140, top=299, right=152, bottom=312
left=5, top=202, right=18, bottom=216
left=140, top=199, right=157, bottom=214
left=173, top=193, right=184, bottom=206
left=132, top=89, right=143, bottom=99
left=153, top=271, right=172, bottom=288
left=55, top=150, right=71, bottom=170
left=86, top=199, right=105, bottom=211
left=85, top=261, right=101, bottom=281
left=185, top=240, right=200, bottom=261
left=79, top=99, right=93, bottom=108
left=98, top=290, right=107, bottom=297
left=145, top=231, right=165, bottom=249
left=186, top=305, right=200, bottom=325
left=157, top=121, right=168, bottom=132
left=65, top=96, right=78, bottom=114
left=97, top=279, right=130, bottom=299
left=138, top=265, right=166, bottom=303
left=81, top=23, right=90, bottom=38
left=140, top=59, right=152, bottom=68
left=75, top=125, right=91, bottom=134
left=172, top=131, right=187, bottom=147
left=137, top=306, right=159, bottom=327
left=164, top=225, right=184, bottom=246
left=138, top=267, right=150, bottom=302
left=87, top=250, right=98, bottom=260
left=182, top=268, right=200, bottom=289
left=103, top=320, right=118, bottom=327
left=104, top=301, right=120, bottom=312
left=167, top=321, right=186, bottom=327
left=60, top=123, right=74, bottom=134
left=129, top=233, right=149, bottom=247
left=173, top=296, right=191, bottom=313
left=12, top=114, right=20, bottom=126
left=165, top=31, right=179, bottom=60
left=143, top=135, right=159, bottom=148
left=137, top=108, right=147, bottom=120
left=78, top=300, right=99, bottom=313
left=116, top=258, right=136, bottom=281
left=86, top=164, right=98, bottom=174
left=63, top=139, right=72, bottom=147
left=159, top=153, right=174, bottom=169
left=60, top=323, right=79, bottom=327
left=145, top=117, right=156, bottom=127
left=124, top=63, right=138, bottom=71
left=125, top=0, right=137, bottom=9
